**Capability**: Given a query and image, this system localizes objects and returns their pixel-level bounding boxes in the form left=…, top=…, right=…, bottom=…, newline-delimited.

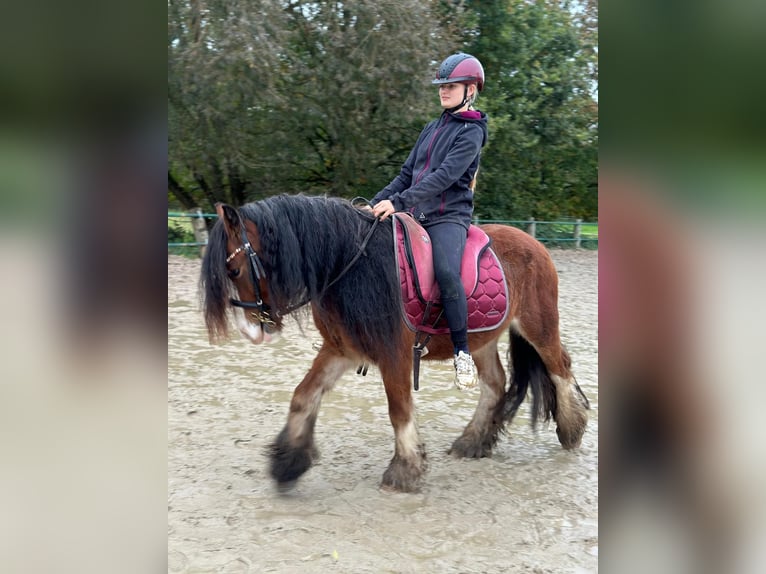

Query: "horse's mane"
left=201, top=220, right=234, bottom=341
left=202, top=194, right=402, bottom=358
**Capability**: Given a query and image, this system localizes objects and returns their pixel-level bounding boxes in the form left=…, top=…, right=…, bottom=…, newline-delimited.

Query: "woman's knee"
left=435, top=270, right=463, bottom=301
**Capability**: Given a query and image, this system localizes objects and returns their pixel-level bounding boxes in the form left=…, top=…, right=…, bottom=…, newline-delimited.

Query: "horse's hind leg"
left=270, top=346, right=353, bottom=490
left=449, top=340, right=507, bottom=458
left=379, top=357, right=426, bottom=493
left=517, top=318, right=590, bottom=450
left=546, top=346, right=590, bottom=449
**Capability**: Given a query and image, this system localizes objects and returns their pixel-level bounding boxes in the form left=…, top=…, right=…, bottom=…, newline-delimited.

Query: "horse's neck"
left=294, top=217, right=367, bottom=293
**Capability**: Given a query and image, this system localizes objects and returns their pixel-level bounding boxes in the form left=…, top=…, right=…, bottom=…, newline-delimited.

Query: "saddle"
left=392, top=213, right=509, bottom=388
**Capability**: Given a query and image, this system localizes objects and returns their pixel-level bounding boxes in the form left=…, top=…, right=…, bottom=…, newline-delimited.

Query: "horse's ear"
left=215, top=203, right=241, bottom=239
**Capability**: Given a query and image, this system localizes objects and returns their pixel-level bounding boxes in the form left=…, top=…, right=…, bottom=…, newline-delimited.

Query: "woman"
left=370, top=52, right=488, bottom=390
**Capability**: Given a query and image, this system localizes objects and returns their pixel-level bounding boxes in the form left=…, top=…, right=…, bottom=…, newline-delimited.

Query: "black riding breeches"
left=427, top=222, right=468, bottom=352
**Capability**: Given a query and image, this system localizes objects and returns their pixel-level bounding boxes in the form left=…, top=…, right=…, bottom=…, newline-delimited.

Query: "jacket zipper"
left=438, top=122, right=468, bottom=215
left=415, top=115, right=449, bottom=185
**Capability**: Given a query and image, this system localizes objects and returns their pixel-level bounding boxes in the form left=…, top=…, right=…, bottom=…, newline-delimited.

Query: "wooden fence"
left=168, top=212, right=598, bottom=257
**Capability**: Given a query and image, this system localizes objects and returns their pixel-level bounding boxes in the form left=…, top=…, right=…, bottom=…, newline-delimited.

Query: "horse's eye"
left=228, top=268, right=241, bottom=279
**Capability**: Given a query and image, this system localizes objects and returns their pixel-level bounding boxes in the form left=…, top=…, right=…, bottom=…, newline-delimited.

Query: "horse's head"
left=200, top=202, right=283, bottom=345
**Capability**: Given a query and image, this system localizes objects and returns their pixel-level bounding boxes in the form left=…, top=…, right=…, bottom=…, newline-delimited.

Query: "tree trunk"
left=168, top=172, right=197, bottom=211
left=193, top=172, right=218, bottom=212
left=227, top=163, right=248, bottom=205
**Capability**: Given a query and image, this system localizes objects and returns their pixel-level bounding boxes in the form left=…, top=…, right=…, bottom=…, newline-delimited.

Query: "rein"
left=321, top=215, right=379, bottom=292
left=227, top=211, right=380, bottom=326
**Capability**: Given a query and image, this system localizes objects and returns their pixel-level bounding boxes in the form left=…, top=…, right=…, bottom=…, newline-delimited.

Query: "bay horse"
left=200, top=194, right=589, bottom=493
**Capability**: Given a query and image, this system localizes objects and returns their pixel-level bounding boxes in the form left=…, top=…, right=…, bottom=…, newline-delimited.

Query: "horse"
left=200, top=194, right=589, bottom=493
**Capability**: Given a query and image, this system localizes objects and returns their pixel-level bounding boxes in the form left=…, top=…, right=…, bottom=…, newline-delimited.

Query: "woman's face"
left=438, top=82, right=473, bottom=109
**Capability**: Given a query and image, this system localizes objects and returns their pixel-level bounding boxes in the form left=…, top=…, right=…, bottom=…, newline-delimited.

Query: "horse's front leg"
left=379, top=356, right=426, bottom=493
left=269, top=346, right=353, bottom=491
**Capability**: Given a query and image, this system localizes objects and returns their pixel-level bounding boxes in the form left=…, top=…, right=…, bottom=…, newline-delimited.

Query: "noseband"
left=226, top=224, right=277, bottom=327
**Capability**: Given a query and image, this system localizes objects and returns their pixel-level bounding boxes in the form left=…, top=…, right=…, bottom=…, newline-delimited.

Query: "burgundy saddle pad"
left=392, top=213, right=509, bottom=335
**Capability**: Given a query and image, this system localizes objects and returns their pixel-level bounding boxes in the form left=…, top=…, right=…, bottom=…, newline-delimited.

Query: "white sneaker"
left=453, top=351, right=478, bottom=391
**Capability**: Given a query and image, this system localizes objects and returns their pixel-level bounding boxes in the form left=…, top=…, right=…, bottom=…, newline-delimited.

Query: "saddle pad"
left=392, top=213, right=510, bottom=335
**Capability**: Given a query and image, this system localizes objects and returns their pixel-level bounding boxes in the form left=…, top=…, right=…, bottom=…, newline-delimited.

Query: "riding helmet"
left=432, top=53, right=485, bottom=92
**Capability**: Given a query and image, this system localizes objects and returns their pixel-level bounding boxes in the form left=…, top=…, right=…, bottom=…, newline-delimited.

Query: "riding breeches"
left=427, top=222, right=468, bottom=350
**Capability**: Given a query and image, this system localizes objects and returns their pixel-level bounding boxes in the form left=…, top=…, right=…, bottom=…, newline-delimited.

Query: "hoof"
left=380, top=482, right=416, bottom=494
left=556, top=424, right=584, bottom=450
left=380, top=452, right=426, bottom=493
left=556, top=418, right=587, bottom=450
left=449, top=430, right=495, bottom=459
left=269, top=429, right=316, bottom=485
left=380, top=473, right=422, bottom=494
left=275, top=479, right=299, bottom=494
left=554, top=382, right=589, bottom=450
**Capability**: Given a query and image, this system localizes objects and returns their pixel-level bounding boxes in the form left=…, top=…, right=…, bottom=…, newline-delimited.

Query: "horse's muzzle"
left=234, top=307, right=281, bottom=344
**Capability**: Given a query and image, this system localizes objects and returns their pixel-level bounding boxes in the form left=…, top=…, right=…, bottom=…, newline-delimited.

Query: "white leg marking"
left=288, top=355, right=354, bottom=443
left=395, top=419, right=421, bottom=459
left=551, top=373, right=588, bottom=428
left=472, top=376, right=502, bottom=429
left=551, top=374, right=574, bottom=409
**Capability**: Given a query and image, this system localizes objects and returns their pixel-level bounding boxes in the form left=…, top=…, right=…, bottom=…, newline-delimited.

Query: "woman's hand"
left=372, top=199, right=396, bottom=220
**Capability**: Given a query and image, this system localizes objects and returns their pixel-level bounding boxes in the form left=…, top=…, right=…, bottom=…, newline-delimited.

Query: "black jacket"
left=372, top=109, right=488, bottom=229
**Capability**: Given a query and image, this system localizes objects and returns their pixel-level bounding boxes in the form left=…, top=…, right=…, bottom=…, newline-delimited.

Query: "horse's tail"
left=502, top=330, right=558, bottom=428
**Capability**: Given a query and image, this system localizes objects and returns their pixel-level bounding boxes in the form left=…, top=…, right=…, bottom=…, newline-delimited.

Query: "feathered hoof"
left=555, top=417, right=587, bottom=450
left=448, top=434, right=494, bottom=459
left=555, top=389, right=589, bottom=450
left=269, top=429, right=316, bottom=486
left=380, top=453, right=425, bottom=493
left=275, top=479, right=299, bottom=493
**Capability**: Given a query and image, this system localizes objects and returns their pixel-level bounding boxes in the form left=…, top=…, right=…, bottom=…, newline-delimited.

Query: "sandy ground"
left=168, top=248, right=598, bottom=573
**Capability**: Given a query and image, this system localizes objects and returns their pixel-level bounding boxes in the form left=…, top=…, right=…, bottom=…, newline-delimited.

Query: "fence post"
left=526, top=217, right=536, bottom=238
left=191, top=208, right=209, bottom=258
left=574, top=218, right=582, bottom=249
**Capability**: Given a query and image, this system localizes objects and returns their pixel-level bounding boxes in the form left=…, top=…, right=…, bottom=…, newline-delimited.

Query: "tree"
left=168, top=0, right=598, bottom=221
left=168, top=0, right=293, bottom=209
left=168, top=0, right=465, bottom=211
left=466, top=0, right=598, bottom=220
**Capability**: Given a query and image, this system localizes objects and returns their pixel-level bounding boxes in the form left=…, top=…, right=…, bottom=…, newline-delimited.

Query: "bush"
left=168, top=220, right=194, bottom=244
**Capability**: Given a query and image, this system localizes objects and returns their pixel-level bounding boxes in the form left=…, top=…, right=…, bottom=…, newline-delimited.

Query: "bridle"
left=225, top=210, right=380, bottom=328
left=225, top=223, right=277, bottom=328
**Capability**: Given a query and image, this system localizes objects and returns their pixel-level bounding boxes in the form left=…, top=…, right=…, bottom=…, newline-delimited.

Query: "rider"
left=370, top=53, right=488, bottom=390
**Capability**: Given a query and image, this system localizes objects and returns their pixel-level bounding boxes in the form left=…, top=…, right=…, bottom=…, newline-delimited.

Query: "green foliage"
left=168, top=0, right=597, bottom=221
left=167, top=220, right=194, bottom=244
left=169, top=0, right=464, bottom=209
left=468, top=0, right=598, bottom=220
left=167, top=217, right=202, bottom=258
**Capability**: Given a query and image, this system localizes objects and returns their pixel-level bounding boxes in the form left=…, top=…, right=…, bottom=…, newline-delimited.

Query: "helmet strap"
left=446, top=85, right=470, bottom=114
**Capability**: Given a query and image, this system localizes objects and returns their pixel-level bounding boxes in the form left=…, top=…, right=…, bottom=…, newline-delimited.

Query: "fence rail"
left=168, top=212, right=598, bottom=256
